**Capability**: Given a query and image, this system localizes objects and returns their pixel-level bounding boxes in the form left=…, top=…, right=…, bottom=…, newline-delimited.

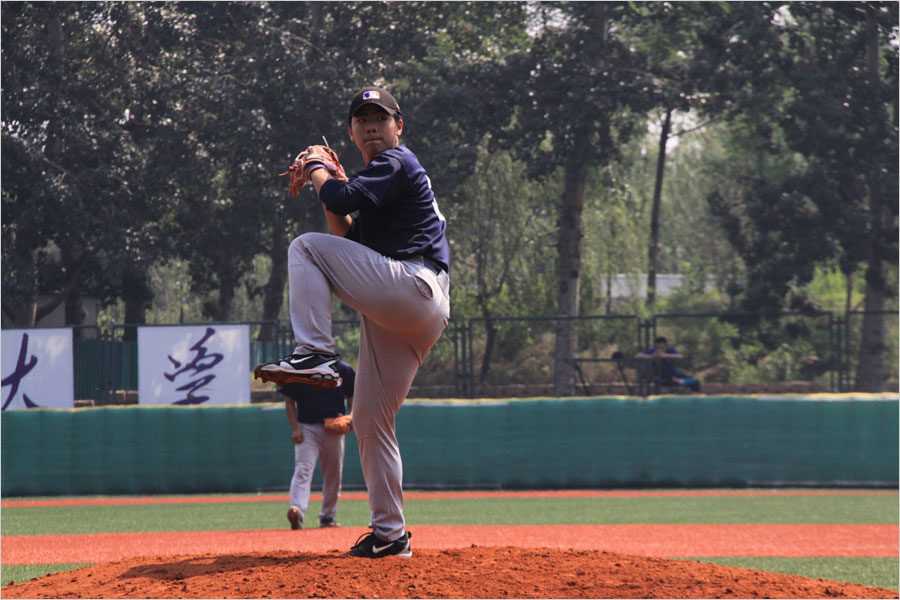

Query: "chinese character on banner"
left=164, top=327, right=223, bottom=404
left=138, top=325, right=250, bottom=406
left=1, top=329, right=75, bottom=410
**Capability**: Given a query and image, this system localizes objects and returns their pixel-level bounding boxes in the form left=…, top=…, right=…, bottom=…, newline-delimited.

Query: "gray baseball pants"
left=290, top=422, right=344, bottom=524
left=287, top=232, right=450, bottom=542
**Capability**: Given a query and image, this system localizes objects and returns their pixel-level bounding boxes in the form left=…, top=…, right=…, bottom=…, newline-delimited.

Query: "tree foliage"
left=2, top=3, right=190, bottom=326
left=698, top=2, right=898, bottom=310
left=2, top=1, right=895, bottom=389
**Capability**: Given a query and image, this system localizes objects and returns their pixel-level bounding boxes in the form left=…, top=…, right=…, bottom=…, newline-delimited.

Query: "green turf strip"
left=690, top=557, right=899, bottom=591
left=2, top=564, right=90, bottom=588
left=2, top=492, right=898, bottom=592
left=2, top=494, right=896, bottom=536
left=403, top=495, right=899, bottom=527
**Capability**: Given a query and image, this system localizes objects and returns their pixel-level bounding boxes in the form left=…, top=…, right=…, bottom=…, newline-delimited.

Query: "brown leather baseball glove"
left=323, top=413, right=353, bottom=435
left=281, top=145, right=349, bottom=197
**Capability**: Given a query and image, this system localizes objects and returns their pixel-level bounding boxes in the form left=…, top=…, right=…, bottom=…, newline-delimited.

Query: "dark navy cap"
left=348, top=86, right=401, bottom=124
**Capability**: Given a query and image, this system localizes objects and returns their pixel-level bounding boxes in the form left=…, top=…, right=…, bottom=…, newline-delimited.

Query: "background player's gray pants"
left=290, top=422, right=345, bottom=523
left=288, top=232, right=450, bottom=542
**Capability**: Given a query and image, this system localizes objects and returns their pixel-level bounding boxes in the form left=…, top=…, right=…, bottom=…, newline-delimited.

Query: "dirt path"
left=5, top=524, right=897, bottom=564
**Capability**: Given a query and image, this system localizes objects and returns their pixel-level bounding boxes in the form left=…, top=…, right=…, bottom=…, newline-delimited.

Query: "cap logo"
left=362, top=91, right=380, bottom=100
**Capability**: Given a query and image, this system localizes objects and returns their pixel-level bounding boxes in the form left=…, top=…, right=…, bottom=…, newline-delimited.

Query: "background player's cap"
left=348, top=86, right=401, bottom=123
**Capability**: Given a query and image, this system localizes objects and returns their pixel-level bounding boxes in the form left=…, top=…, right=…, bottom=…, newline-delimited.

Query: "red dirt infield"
left=4, top=547, right=898, bottom=599
left=4, top=524, right=897, bottom=564
left=4, top=491, right=897, bottom=598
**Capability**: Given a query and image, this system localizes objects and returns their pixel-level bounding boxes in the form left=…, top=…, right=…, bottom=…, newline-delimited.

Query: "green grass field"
left=2, top=490, right=898, bottom=590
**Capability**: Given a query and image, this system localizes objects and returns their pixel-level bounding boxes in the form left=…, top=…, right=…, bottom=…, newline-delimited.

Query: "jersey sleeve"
left=319, top=155, right=402, bottom=216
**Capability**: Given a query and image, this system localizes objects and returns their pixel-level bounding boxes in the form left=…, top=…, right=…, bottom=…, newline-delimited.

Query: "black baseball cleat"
left=287, top=506, right=303, bottom=530
left=254, top=353, right=341, bottom=388
left=319, top=516, right=341, bottom=528
left=344, top=531, right=412, bottom=558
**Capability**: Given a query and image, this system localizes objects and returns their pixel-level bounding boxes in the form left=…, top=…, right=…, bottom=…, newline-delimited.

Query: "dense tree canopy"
left=2, top=1, right=896, bottom=390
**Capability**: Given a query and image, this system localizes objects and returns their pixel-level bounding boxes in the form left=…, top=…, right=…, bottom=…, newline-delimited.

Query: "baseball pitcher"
left=255, top=86, right=450, bottom=558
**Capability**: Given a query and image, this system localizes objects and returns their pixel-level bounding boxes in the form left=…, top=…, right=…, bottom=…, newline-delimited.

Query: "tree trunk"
left=605, top=272, right=613, bottom=315
left=308, top=1, right=323, bottom=30
left=3, top=301, right=36, bottom=327
left=855, top=5, right=890, bottom=393
left=553, top=3, right=609, bottom=397
left=17, top=5, right=67, bottom=328
left=28, top=5, right=84, bottom=329
left=258, top=225, right=289, bottom=342
left=647, top=107, right=672, bottom=307
left=855, top=265, right=886, bottom=392
left=34, top=258, right=88, bottom=325
left=210, top=277, right=236, bottom=323
left=122, top=268, right=152, bottom=342
left=553, top=149, right=590, bottom=396
left=122, top=300, right=146, bottom=342
left=65, top=291, right=86, bottom=339
left=475, top=272, right=500, bottom=379
left=479, top=317, right=497, bottom=379
left=7, top=246, right=39, bottom=326
left=843, top=267, right=853, bottom=315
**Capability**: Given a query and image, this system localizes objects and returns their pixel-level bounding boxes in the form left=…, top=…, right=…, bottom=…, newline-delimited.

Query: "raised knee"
left=288, top=232, right=328, bottom=259
left=288, top=234, right=313, bottom=265
left=288, top=233, right=310, bottom=254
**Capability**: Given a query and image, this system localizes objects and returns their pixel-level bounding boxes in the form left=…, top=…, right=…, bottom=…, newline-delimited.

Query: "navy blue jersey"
left=278, top=361, right=355, bottom=424
left=639, top=348, right=685, bottom=378
left=318, top=145, right=450, bottom=272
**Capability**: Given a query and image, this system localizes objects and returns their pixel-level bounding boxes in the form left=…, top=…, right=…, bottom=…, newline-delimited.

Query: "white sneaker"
left=254, top=353, right=341, bottom=388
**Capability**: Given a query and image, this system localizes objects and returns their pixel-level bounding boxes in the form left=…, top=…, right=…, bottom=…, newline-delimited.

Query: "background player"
left=635, top=336, right=700, bottom=392
left=281, top=359, right=356, bottom=530
left=255, top=86, right=450, bottom=558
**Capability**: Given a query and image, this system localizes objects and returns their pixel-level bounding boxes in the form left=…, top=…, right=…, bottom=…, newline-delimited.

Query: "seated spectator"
left=635, top=336, right=700, bottom=392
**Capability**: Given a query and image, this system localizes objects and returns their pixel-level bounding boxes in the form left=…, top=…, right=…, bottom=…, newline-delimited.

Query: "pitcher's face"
left=349, top=104, right=403, bottom=164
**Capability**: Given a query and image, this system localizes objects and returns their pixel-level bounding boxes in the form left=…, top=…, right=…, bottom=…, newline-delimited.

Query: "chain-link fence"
left=454, top=315, right=640, bottom=397
left=36, top=310, right=900, bottom=403
left=649, top=311, right=839, bottom=394
left=447, top=311, right=897, bottom=397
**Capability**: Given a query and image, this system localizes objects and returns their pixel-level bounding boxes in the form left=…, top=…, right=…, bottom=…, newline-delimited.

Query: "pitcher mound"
left=4, top=547, right=897, bottom=599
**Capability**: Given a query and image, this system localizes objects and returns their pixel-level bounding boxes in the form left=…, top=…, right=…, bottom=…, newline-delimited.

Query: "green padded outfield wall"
left=2, top=395, right=897, bottom=496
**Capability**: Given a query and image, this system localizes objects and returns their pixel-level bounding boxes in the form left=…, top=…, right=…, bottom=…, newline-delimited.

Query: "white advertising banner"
left=1, top=328, right=75, bottom=410
left=138, top=324, right=250, bottom=405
